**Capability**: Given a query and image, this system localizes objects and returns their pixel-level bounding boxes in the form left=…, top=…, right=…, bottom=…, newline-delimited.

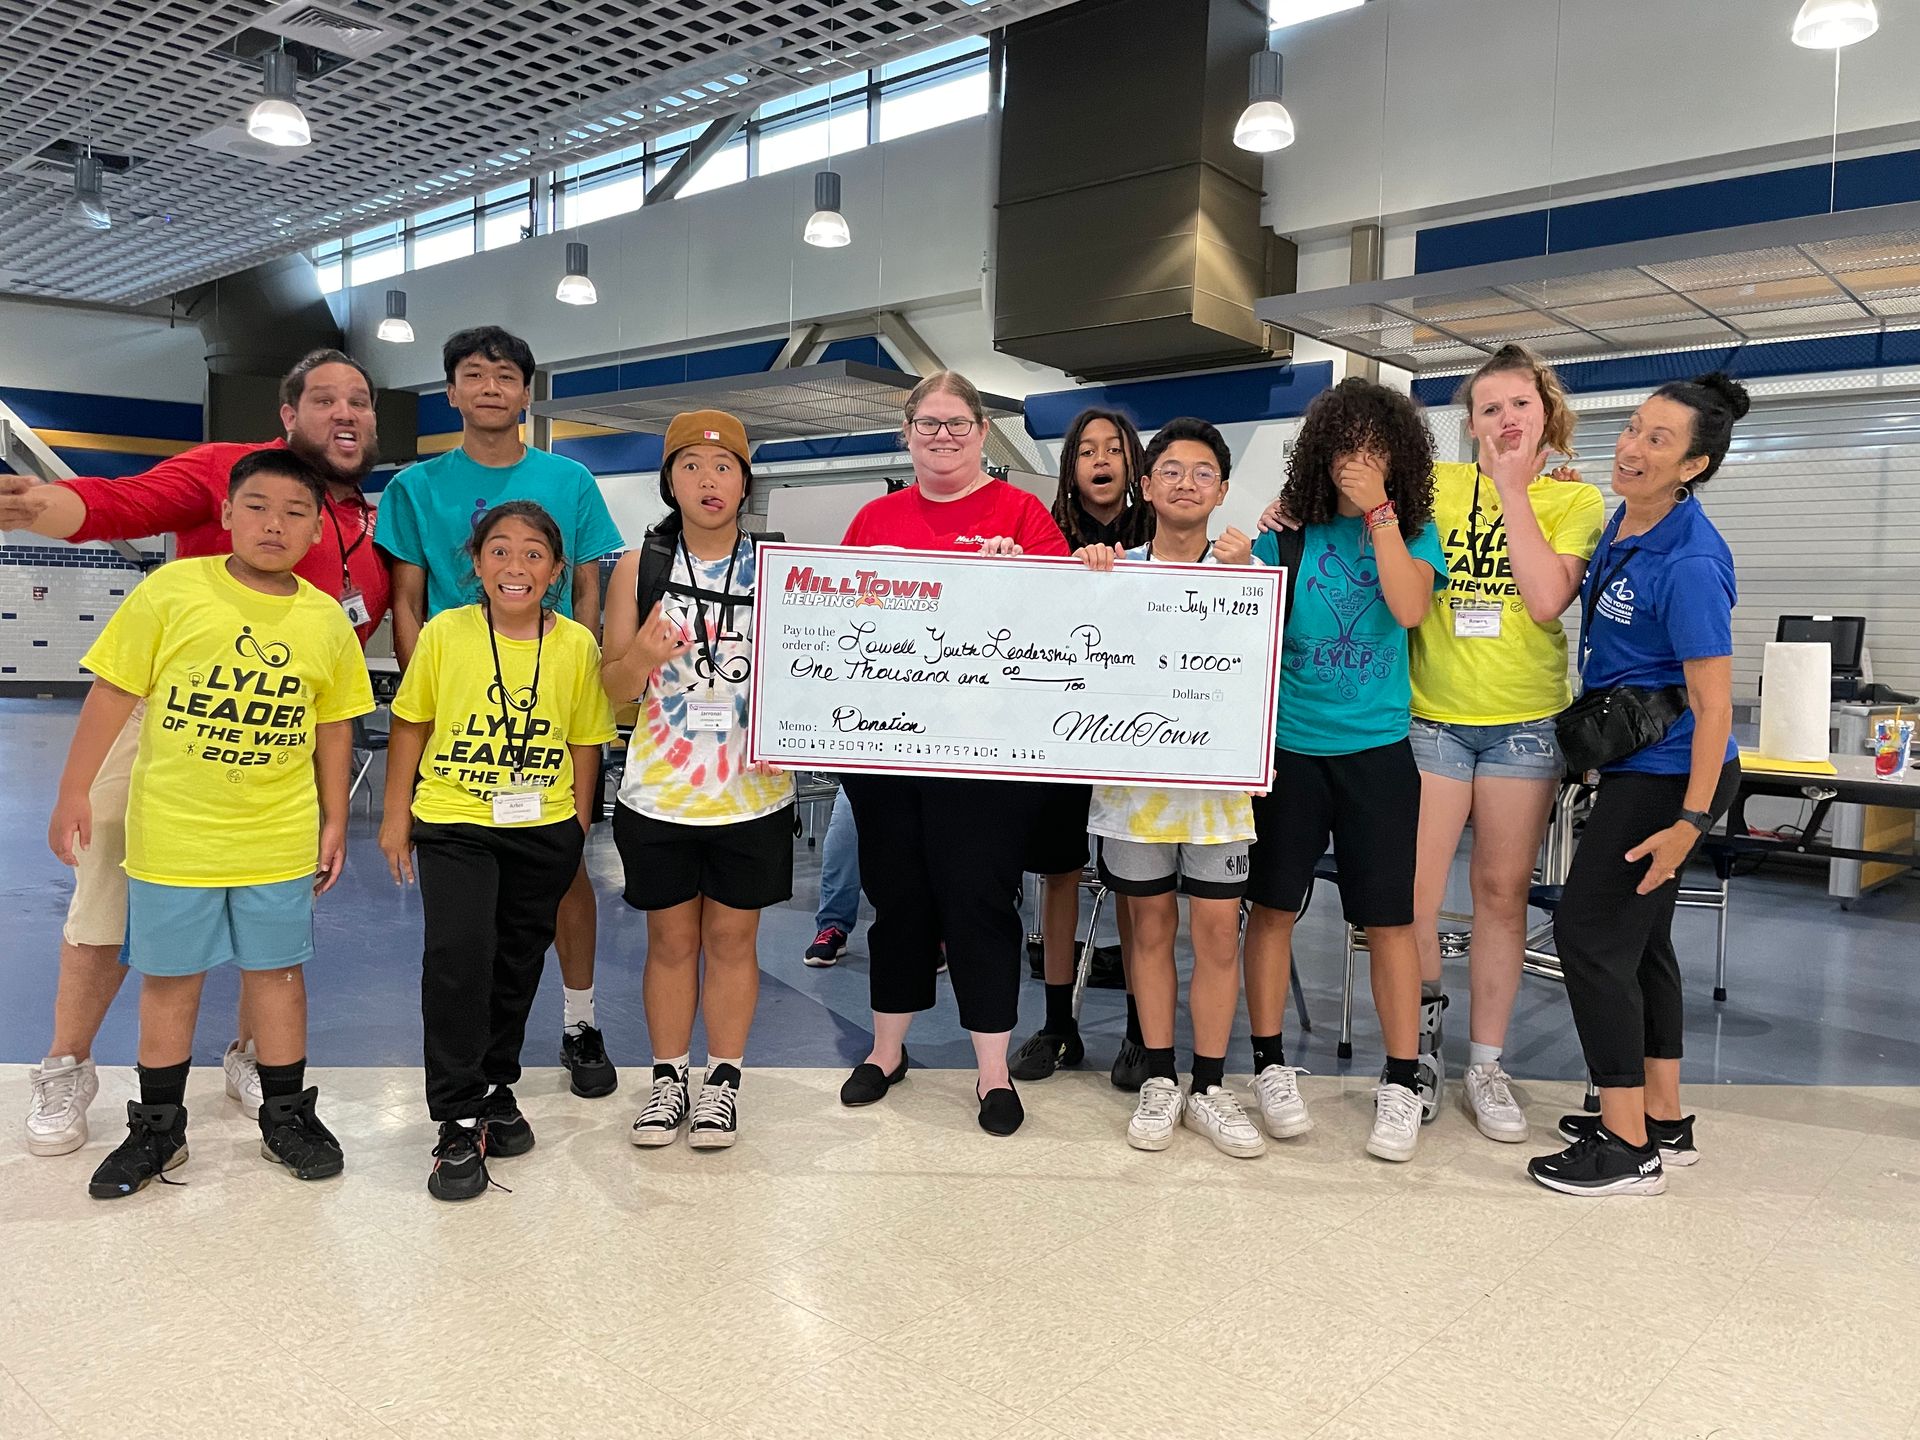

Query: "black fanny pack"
left=1554, top=683, right=1688, bottom=776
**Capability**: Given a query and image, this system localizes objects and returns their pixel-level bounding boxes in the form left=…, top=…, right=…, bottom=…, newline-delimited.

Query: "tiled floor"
left=5, top=1065, right=1919, bottom=1440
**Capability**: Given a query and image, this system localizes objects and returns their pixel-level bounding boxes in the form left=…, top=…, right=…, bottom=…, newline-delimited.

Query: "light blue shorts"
left=1409, top=717, right=1563, bottom=784
left=125, top=875, right=316, bottom=977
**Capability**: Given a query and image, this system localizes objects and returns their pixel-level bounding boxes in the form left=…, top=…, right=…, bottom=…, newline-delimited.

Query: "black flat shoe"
left=840, top=1048, right=910, bottom=1106
left=977, top=1084, right=1024, bottom=1136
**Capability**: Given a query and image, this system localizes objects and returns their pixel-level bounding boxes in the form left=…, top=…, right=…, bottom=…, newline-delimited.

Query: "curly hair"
left=1278, top=378, right=1436, bottom=540
left=1051, top=407, right=1154, bottom=550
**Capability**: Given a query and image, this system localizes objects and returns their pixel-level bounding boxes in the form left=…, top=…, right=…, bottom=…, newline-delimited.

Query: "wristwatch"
left=1677, top=808, right=1713, bottom=834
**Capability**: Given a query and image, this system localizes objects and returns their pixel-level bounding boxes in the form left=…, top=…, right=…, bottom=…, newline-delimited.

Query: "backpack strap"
left=1274, top=524, right=1306, bottom=624
left=635, top=528, right=786, bottom=618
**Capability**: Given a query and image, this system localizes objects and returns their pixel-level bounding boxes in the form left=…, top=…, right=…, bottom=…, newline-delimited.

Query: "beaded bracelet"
left=1365, top=500, right=1398, bottom=530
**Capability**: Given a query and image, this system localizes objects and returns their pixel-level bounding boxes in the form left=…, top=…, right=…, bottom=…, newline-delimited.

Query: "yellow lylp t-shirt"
left=81, top=557, right=374, bottom=887
left=393, top=605, right=618, bottom=828
left=1410, top=461, right=1606, bottom=726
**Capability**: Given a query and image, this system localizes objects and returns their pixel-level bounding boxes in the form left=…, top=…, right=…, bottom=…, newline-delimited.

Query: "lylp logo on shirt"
left=1596, top=577, right=1636, bottom=626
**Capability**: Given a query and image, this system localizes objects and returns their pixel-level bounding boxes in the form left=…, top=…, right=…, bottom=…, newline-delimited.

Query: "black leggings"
left=840, top=774, right=1037, bottom=1035
left=416, top=818, right=585, bottom=1120
left=1553, top=760, right=1739, bottom=1089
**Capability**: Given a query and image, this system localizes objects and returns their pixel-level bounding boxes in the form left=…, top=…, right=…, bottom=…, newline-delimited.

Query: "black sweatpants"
left=417, top=818, right=586, bottom=1121
left=840, top=774, right=1038, bottom=1035
left=1553, top=760, right=1740, bottom=1089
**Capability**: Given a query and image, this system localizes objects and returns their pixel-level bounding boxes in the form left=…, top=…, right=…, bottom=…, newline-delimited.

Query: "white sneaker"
left=1251, top=1064, right=1313, bottom=1138
left=25, top=1054, right=99, bottom=1156
left=1184, top=1085, right=1267, bottom=1158
left=1464, top=1062, right=1528, bottom=1143
left=1126, top=1077, right=1184, bottom=1151
left=1367, top=1083, right=1423, bottom=1163
left=223, top=1040, right=263, bottom=1119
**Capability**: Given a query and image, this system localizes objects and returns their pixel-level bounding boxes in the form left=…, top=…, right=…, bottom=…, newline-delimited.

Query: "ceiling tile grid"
left=0, top=0, right=1080, bottom=305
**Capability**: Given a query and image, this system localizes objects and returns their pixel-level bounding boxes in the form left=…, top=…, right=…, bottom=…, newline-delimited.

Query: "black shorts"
left=1023, top=783, right=1092, bottom=875
left=612, top=803, right=794, bottom=912
left=1246, top=741, right=1421, bottom=927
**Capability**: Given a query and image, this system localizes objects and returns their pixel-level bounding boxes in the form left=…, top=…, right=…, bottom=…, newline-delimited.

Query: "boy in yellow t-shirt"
left=49, top=451, right=374, bottom=1200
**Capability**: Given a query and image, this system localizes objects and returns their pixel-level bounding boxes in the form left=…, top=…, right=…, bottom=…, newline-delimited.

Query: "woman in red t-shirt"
left=835, top=371, right=1069, bottom=1136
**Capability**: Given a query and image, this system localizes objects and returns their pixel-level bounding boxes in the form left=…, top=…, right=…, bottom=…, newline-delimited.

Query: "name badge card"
left=748, top=544, right=1284, bottom=790
left=686, top=700, right=732, bottom=733
left=492, top=789, right=542, bottom=824
left=1454, top=606, right=1502, bottom=638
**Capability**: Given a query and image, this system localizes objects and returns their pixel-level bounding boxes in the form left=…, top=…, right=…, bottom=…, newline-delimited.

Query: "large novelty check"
left=747, top=544, right=1284, bottom=789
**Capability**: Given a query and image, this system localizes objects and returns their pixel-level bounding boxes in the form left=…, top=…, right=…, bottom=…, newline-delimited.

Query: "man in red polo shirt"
left=1, top=348, right=390, bottom=1157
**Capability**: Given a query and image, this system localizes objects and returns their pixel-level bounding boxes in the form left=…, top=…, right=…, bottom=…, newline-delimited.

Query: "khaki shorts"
left=62, top=705, right=140, bottom=948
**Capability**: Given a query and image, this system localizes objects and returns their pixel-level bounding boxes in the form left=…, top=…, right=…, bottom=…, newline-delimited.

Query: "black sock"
left=1382, top=1056, right=1419, bottom=1091
left=1251, top=1033, right=1286, bottom=1074
left=137, top=1059, right=190, bottom=1110
left=257, top=1059, right=306, bottom=1104
left=1190, top=1054, right=1225, bottom=1094
left=1043, top=982, right=1078, bottom=1035
left=1143, top=1045, right=1178, bottom=1083
left=1124, top=993, right=1143, bottom=1047
left=707, top=1062, right=742, bottom=1089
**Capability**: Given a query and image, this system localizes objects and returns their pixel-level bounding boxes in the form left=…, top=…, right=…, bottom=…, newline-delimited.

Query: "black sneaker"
left=840, top=1047, right=910, bottom=1106
left=1415, top=992, right=1447, bottom=1124
left=428, top=1120, right=488, bottom=1202
left=630, top=1070, right=690, bottom=1147
left=1009, top=1028, right=1085, bottom=1082
left=1528, top=1126, right=1666, bottom=1196
left=480, top=1086, right=535, bottom=1157
left=1558, top=1112, right=1699, bottom=1167
left=689, top=1068, right=739, bottom=1150
left=561, top=1025, right=618, bottom=1099
left=805, top=925, right=850, bottom=968
left=1109, top=1038, right=1150, bottom=1091
left=88, top=1102, right=188, bottom=1200
left=259, top=1087, right=344, bottom=1180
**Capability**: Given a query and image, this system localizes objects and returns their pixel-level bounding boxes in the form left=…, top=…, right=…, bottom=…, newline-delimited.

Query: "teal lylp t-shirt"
left=1254, top=514, right=1448, bottom=756
left=375, top=446, right=625, bottom=619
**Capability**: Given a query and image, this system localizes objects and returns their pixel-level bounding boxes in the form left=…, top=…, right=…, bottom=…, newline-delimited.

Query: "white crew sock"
left=1468, top=1042, right=1502, bottom=1071
left=563, top=986, right=596, bottom=1033
left=654, top=1052, right=690, bottom=1079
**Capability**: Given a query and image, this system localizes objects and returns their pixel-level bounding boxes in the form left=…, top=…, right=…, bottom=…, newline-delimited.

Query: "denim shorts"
left=125, top=875, right=316, bottom=977
left=1409, top=717, right=1562, bottom=784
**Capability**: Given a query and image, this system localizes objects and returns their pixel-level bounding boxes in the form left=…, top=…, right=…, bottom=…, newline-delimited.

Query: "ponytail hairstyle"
left=466, top=499, right=568, bottom=610
left=1454, top=342, right=1577, bottom=458
left=1649, top=371, right=1751, bottom=492
left=1052, top=407, right=1154, bottom=550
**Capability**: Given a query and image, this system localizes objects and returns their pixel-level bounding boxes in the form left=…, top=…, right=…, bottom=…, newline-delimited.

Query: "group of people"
left=3, top=320, right=1749, bottom=1203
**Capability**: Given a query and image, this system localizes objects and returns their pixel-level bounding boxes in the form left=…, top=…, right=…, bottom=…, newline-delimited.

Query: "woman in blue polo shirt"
left=1528, top=372, right=1748, bottom=1199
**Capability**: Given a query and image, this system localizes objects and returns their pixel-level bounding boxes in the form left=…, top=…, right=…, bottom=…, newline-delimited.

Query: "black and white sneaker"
left=805, top=926, right=850, bottom=968
left=1558, top=1111, right=1699, bottom=1167
left=689, top=1067, right=739, bottom=1150
left=480, top=1085, right=535, bottom=1157
left=428, top=1121, right=488, bottom=1202
left=1528, top=1126, right=1666, bottom=1196
left=88, top=1102, right=188, bottom=1200
left=259, top=1087, right=344, bottom=1180
left=1008, top=1028, right=1085, bottom=1082
left=1415, top=992, right=1447, bottom=1124
left=631, top=1071, right=690, bottom=1147
left=1109, top=1038, right=1150, bottom=1091
left=561, top=1025, right=618, bottom=1099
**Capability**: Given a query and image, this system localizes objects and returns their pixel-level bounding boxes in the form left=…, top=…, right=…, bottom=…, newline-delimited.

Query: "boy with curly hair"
left=1246, top=379, right=1448, bottom=1163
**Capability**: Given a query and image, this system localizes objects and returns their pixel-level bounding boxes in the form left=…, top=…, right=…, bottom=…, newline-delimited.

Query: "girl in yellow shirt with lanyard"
left=1407, top=344, right=1604, bottom=1141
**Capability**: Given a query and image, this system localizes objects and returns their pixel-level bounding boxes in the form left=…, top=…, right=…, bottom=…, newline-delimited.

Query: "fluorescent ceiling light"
left=1269, top=0, right=1365, bottom=29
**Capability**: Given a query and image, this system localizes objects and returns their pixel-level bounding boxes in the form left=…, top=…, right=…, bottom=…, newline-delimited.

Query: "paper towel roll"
left=1759, top=641, right=1831, bottom=762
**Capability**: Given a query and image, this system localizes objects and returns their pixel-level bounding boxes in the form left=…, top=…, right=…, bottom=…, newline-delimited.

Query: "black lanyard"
left=1465, top=468, right=1504, bottom=563
left=1579, top=525, right=1636, bottom=670
left=677, top=534, right=743, bottom=691
left=324, top=496, right=368, bottom=589
left=484, top=605, right=545, bottom=775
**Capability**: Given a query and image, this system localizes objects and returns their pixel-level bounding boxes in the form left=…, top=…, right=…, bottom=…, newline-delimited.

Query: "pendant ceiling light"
left=1233, top=51, right=1295, bottom=153
left=556, top=241, right=598, bottom=305
left=64, top=154, right=111, bottom=232
left=1791, top=0, right=1879, bottom=47
left=376, top=288, right=414, bottom=343
left=804, top=169, right=851, bottom=248
left=247, top=48, right=311, bottom=148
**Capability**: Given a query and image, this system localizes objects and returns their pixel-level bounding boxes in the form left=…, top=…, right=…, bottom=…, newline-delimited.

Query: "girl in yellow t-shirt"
left=380, top=500, right=617, bottom=1202
left=1406, top=344, right=1604, bottom=1143
left=599, top=410, right=794, bottom=1152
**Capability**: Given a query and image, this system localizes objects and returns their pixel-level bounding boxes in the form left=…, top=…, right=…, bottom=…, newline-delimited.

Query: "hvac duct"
left=993, top=0, right=1296, bottom=381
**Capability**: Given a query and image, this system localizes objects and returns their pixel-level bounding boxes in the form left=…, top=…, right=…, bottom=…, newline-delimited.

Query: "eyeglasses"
left=909, top=416, right=979, bottom=438
left=1150, top=462, right=1222, bottom=488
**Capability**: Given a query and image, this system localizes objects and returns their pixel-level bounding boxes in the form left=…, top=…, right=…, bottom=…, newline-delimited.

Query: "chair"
left=348, top=714, right=387, bottom=816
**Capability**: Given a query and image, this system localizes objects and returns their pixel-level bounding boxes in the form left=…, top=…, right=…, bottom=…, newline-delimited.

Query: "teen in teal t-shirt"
left=377, top=445, right=623, bottom=620
left=1254, top=515, right=1448, bottom=755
